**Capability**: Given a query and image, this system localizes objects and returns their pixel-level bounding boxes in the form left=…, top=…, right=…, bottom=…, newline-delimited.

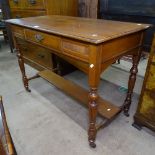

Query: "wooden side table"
left=7, top=15, right=150, bottom=148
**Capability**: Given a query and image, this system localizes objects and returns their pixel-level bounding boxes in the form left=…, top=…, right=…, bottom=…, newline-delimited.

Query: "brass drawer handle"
left=38, top=54, right=45, bottom=59
left=34, top=34, right=44, bottom=42
left=13, top=0, right=19, bottom=3
left=28, top=0, right=36, bottom=5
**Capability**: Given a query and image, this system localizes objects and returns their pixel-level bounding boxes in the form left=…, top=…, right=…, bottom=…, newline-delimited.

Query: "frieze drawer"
left=25, top=29, right=61, bottom=51
left=61, top=39, right=89, bottom=62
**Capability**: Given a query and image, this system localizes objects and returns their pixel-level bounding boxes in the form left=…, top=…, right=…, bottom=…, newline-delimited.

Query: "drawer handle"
left=13, top=0, right=19, bottom=3
left=28, top=0, right=36, bottom=5
left=34, top=34, right=44, bottom=42
left=38, top=54, right=45, bottom=59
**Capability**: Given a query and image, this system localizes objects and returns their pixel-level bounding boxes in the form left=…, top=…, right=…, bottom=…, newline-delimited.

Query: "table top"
left=7, top=15, right=150, bottom=44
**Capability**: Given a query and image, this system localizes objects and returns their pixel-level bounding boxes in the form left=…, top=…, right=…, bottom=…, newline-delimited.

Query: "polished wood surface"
left=133, top=34, right=155, bottom=131
left=0, top=96, right=16, bottom=155
left=7, top=15, right=149, bottom=44
left=7, top=15, right=150, bottom=148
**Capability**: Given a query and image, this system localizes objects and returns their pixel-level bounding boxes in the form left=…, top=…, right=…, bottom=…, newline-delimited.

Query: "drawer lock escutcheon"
left=34, top=34, right=44, bottom=42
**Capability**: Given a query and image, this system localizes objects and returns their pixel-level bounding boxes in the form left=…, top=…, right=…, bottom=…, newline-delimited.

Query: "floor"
left=0, top=37, right=155, bottom=155
left=101, top=54, right=148, bottom=94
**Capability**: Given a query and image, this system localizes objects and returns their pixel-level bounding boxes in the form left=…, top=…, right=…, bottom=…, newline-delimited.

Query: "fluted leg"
left=16, top=49, right=31, bottom=92
left=123, top=51, right=141, bottom=116
left=88, top=88, right=98, bottom=148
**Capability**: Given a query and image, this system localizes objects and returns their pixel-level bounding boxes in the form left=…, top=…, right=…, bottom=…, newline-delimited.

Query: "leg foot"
left=89, top=140, right=96, bottom=148
left=123, top=103, right=130, bottom=117
left=124, top=111, right=130, bottom=117
left=26, top=87, right=31, bottom=92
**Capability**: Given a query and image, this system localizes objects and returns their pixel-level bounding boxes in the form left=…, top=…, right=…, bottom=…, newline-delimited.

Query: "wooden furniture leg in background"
left=123, top=50, right=142, bottom=116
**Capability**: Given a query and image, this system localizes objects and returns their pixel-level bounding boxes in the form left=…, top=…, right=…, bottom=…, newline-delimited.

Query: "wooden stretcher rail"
left=38, top=70, right=121, bottom=120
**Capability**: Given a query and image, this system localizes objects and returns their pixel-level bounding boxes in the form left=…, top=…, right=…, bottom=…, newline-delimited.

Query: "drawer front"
left=146, top=64, right=155, bottom=90
left=11, top=10, right=46, bottom=18
left=11, top=25, right=25, bottom=38
left=18, top=40, right=53, bottom=69
left=25, top=0, right=45, bottom=9
left=61, top=39, right=89, bottom=62
left=25, top=29, right=61, bottom=51
left=9, top=0, right=23, bottom=9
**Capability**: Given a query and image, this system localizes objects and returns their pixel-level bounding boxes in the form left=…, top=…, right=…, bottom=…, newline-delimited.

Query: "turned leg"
left=88, top=45, right=102, bottom=148
left=123, top=51, right=141, bottom=116
left=16, top=49, right=31, bottom=92
left=88, top=88, right=98, bottom=148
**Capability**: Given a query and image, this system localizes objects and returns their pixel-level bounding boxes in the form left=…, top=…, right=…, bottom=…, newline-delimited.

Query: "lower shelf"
left=38, top=70, right=121, bottom=120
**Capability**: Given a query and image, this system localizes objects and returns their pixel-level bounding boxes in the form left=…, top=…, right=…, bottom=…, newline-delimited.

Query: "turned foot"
left=123, top=106, right=130, bottom=117
left=26, top=87, right=31, bottom=92
left=89, top=140, right=96, bottom=148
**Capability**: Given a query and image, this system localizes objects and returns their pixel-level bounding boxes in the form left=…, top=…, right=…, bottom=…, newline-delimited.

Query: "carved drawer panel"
left=146, top=64, right=155, bottom=90
left=140, top=91, right=155, bottom=123
left=61, top=39, right=89, bottom=62
left=9, top=0, right=23, bottom=9
left=25, top=29, right=61, bottom=51
left=25, top=0, right=45, bottom=10
left=11, top=25, right=25, bottom=38
left=18, top=40, right=53, bottom=69
left=11, top=10, right=46, bottom=18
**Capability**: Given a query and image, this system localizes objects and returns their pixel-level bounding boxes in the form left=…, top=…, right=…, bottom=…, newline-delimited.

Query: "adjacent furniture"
left=0, top=0, right=14, bottom=52
left=8, top=0, right=77, bottom=18
left=133, top=34, right=155, bottom=131
left=0, top=96, right=17, bottom=155
left=7, top=15, right=149, bottom=148
left=0, top=9, right=8, bottom=44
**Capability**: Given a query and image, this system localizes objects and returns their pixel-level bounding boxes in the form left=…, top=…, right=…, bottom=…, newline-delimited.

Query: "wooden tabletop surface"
left=7, top=15, right=150, bottom=44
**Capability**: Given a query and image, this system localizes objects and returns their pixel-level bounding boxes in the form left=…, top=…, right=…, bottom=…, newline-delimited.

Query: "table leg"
left=16, top=49, right=31, bottom=92
left=123, top=51, right=141, bottom=116
left=88, top=87, right=98, bottom=148
left=88, top=45, right=102, bottom=148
